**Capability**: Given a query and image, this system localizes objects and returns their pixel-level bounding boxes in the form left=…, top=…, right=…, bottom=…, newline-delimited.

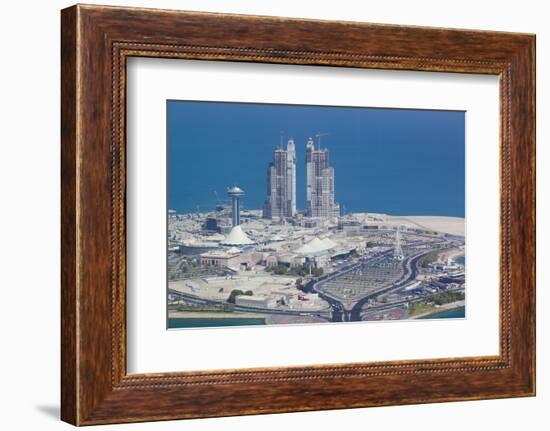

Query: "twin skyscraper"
left=262, top=136, right=340, bottom=220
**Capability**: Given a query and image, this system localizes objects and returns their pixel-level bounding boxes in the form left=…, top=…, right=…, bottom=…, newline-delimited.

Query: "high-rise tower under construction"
left=306, top=137, right=340, bottom=218
left=262, top=138, right=297, bottom=219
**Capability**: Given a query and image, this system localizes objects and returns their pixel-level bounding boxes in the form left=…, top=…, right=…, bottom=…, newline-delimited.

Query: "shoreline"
left=409, top=300, right=465, bottom=319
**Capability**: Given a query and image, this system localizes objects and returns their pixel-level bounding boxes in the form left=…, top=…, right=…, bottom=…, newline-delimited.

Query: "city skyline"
left=262, top=135, right=340, bottom=219
left=167, top=100, right=466, bottom=328
left=167, top=101, right=465, bottom=217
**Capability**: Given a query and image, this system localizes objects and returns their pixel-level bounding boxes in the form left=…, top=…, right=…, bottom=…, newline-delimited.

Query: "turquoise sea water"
left=168, top=317, right=266, bottom=329
left=420, top=306, right=465, bottom=320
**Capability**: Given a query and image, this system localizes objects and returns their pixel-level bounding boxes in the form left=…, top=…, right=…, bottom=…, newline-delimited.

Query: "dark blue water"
left=420, top=306, right=465, bottom=319
left=167, top=101, right=465, bottom=217
left=168, top=317, right=265, bottom=328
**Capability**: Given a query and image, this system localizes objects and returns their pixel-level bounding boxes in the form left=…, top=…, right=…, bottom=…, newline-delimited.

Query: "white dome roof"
left=295, top=243, right=314, bottom=254
left=227, top=186, right=244, bottom=196
left=320, top=237, right=337, bottom=249
left=295, top=236, right=337, bottom=255
left=221, top=225, right=255, bottom=246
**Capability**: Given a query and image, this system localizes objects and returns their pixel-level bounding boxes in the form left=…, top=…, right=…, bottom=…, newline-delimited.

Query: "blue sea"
left=420, top=306, right=465, bottom=319
left=168, top=317, right=265, bottom=329
left=167, top=101, right=465, bottom=217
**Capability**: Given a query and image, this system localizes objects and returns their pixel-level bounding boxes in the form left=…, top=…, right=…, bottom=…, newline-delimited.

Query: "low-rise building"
left=200, top=249, right=263, bottom=269
left=235, top=295, right=269, bottom=308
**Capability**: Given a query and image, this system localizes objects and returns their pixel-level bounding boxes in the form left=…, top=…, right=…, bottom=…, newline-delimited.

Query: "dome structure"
left=227, top=186, right=244, bottom=196
left=295, top=236, right=337, bottom=255
left=320, top=237, right=337, bottom=249
left=221, top=225, right=255, bottom=246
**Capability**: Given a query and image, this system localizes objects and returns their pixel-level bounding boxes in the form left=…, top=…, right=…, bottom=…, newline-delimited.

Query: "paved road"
left=168, top=288, right=331, bottom=320
left=308, top=247, right=440, bottom=322
left=348, top=250, right=432, bottom=320
left=169, top=240, right=453, bottom=324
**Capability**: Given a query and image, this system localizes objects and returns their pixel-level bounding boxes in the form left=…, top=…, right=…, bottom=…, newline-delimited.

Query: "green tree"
left=227, top=289, right=254, bottom=303
left=227, top=289, right=244, bottom=303
left=274, top=265, right=288, bottom=275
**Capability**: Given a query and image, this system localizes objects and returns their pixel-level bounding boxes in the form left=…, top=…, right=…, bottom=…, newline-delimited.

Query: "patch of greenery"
left=407, top=290, right=465, bottom=316
left=266, top=264, right=323, bottom=277
left=227, top=289, right=254, bottom=304
left=429, top=290, right=465, bottom=305
left=418, top=250, right=441, bottom=268
left=407, top=302, right=436, bottom=316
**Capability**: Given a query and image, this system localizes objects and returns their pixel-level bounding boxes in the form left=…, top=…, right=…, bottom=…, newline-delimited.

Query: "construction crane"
left=315, top=132, right=329, bottom=149
left=213, top=190, right=229, bottom=212
left=213, top=190, right=223, bottom=212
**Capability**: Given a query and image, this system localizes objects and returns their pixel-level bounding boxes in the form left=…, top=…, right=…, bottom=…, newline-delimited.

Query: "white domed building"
left=221, top=225, right=255, bottom=246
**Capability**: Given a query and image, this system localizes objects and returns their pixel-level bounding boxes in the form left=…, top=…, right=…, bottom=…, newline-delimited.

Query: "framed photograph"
left=61, top=4, right=536, bottom=425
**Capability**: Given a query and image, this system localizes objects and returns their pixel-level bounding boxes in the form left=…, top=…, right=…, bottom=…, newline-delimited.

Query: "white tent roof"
left=294, top=236, right=337, bottom=255
left=295, top=243, right=314, bottom=254
left=320, top=237, right=337, bottom=249
left=221, top=225, right=255, bottom=246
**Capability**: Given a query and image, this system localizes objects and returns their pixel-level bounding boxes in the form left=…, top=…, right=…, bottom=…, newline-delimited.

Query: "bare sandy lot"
left=388, top=215, right=465, bottom=236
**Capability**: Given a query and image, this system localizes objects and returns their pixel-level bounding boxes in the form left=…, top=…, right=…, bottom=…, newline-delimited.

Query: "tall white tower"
left=286, top=138, right=297, bottom=217
left=227, top=186, right=244, bottom=227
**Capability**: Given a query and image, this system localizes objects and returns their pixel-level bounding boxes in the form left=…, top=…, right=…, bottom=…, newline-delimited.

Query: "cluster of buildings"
left=168, top=133, right=465, bottom=318
left=262, top=137, right=340, bottom=220
left=187, top=134, right=348, bottom=275
left=233, top=291, right=326, bottom=311
left=197, top=229, right=361, bottom=274
left=426, top=257, right=464, bottom=275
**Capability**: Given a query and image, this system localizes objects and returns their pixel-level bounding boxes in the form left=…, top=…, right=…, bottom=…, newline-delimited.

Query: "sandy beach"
left=388, top=215, right=465, bottom=236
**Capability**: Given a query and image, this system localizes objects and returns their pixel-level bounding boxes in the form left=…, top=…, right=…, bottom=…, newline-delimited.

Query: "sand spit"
left=387, top=215, right=465, bottom=236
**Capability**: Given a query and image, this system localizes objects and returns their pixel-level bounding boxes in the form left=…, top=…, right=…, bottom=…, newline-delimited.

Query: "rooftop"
left=221, top=225, right=255, bottom=246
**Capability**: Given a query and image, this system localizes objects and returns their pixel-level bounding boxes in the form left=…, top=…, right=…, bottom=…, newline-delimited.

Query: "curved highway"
left=307, top=248, right=437, bottom=322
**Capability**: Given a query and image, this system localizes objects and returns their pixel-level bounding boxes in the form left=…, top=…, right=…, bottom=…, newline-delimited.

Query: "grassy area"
left=430, top=290, right=465, bottom=305
left=407, top=302, right=436, bottom=317
left=407, top=290, right=465, bottom=317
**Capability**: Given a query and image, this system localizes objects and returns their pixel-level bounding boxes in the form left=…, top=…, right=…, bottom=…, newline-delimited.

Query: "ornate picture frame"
left=61, top=4, right=535, bottom=425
